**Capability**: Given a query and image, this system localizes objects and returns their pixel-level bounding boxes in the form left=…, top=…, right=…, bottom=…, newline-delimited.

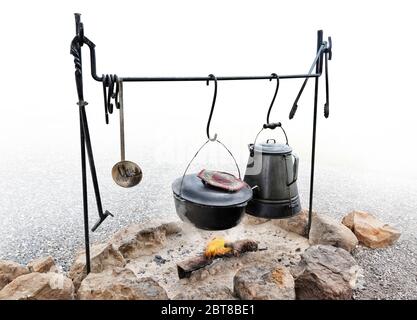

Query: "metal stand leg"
left=307, top=77, right=319, bottom=234
left=307, top=30, right=324, bottom=236
left=71, top=14, right=113, bottom=273
left=79, top=107, right=91, bottom=273
left=71, top=13, right=92, bottom=273
left=79, top=106, right=113, bottom=232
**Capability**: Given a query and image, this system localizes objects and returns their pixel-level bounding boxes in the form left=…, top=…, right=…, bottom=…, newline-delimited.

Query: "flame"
left=204, top=237, right=232, bottom=258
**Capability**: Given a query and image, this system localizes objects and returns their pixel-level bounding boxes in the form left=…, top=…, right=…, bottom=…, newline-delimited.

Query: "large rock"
left=243, top=215, right=271, bottom=225
left=77, top=267, right=168, bottom=300
left=309, top=213, right=358, bottom=252
left=294, top=245, right=359, bottom=300
left=108, top=222, right=181, bottom=259
left=69, top=243, right=126, bottom=290
left=0, top=272, right=74, bottom=300
left=0, top=260, right=30, bottom=290
left=27, top=256, right=58, bottom=273
left=342, top=211, right=401, bottom=248
left=174, top=285, right=236, bottom=300
left=234, top=264, right=295, bottom=300
left=273, top=209, right=309, bottom=236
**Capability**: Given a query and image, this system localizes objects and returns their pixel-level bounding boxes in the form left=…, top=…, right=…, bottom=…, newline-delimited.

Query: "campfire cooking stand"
left=70, top=13, right=332, bottom=273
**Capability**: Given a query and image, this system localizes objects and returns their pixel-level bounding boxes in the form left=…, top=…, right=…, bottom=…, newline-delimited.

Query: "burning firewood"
left=227, top=239, right=259, bottom=257
left=177, top=238, right=260, bottom=279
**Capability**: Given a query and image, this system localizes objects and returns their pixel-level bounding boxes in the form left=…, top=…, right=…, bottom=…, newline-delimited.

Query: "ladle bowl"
left=112, top=160, right=142, bottom=188
left=111, top=80, right=142, bottom=188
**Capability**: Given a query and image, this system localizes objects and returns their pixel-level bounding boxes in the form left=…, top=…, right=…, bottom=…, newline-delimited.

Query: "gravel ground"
left=0, top=150, right=416, bottom=299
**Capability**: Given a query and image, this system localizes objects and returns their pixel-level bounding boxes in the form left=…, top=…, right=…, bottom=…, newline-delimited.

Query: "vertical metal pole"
left=72, top=13, right=91, bottom=273
left=307, top=30, right=323, bottom=235
left=80, top=109, right=91, bottom=274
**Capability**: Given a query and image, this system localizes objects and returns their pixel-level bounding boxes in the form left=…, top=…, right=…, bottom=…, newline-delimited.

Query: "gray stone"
left=309, top=213, right=358, bottom=252
left=294, top=245, right=359, bottom=300
left=77, top=267, right=168, bottom=300
left=234, top=264, right=295, bottom=300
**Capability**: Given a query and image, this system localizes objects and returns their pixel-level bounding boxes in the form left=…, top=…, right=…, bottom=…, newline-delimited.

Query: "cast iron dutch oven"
left=172, top=141, right=252, bottom=231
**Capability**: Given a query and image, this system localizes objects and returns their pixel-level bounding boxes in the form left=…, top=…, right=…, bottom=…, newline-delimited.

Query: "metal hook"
left=266, top=73, right=280, bottom=124
left=326, top=36, right=332, bottom=60
left=206, top=74, right=218, bottom=141
left=106, top=75, right=117, bottom=114
left=113, top=75, right=120, bottom=110
left=324, top=37, right=331, bottom=118
left=102, top=74, right=109, bottom=124
left=102, top=74, right=120, bottom=124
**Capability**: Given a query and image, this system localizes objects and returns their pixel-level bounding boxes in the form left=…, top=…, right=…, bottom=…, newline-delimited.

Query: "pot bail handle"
left=250, top=122, right=289, bottom=157
left=179, top=139, right=242, bottom=197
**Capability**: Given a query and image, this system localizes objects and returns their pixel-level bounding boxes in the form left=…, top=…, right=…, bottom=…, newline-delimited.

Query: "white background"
left=0, top=0, right=416, bottom=193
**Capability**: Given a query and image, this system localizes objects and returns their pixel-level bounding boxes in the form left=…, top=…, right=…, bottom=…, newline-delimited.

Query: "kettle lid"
left=254, top=139, right=292, bottom=155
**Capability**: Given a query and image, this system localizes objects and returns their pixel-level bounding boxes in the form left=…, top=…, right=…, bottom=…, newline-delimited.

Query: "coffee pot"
left=244, top=122, right=301, bottom=219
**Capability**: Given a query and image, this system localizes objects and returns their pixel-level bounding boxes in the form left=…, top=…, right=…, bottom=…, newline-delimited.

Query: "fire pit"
left=117, top=217, right=310, bottom=299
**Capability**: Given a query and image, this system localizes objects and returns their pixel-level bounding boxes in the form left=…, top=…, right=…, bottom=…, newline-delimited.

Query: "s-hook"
left=266, top=73, right=280, bottom=125
left=102, top=74, right=120, bottom=124
left=262, top=73, right=283, bottom=133
left=206, top=74, right=218, bottom=141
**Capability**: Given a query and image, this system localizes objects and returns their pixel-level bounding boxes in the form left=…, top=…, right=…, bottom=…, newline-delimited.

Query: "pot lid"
left=254, top=140, right=292, bottom=155
left=197, top=169, right=247, bottom=192
left=172, top=173, right=253, bottom=207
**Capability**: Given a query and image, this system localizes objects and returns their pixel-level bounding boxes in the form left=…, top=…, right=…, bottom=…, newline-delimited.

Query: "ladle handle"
left=118, top=80, right=125, bottom=161
left=179, top=139, right=242, bottom=197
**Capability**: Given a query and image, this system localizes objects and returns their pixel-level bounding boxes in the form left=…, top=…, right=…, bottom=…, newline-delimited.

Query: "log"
left=176, top=239, right=259, bottom=279
left=177, top=255, right=213, bottom=279
left=227, top=239, right=258, bottom=257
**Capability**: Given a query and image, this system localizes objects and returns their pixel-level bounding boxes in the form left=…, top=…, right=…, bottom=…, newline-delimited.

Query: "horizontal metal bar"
left=118, top=74, right=320, bottom=82
left=83, top=36, right=323, bottom=83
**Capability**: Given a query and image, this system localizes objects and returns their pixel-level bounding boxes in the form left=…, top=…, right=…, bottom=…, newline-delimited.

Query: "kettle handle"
left=250, top=123, right=289, bottom=157
left=287, top=153, right=299, bottom=186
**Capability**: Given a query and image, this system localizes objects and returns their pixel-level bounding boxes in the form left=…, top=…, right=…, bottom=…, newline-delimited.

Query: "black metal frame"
left=70, top=13, right=332, bottom=272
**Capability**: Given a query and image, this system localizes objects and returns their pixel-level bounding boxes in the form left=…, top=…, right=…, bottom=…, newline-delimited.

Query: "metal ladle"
left=112, top=80, right=143, bottom=187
